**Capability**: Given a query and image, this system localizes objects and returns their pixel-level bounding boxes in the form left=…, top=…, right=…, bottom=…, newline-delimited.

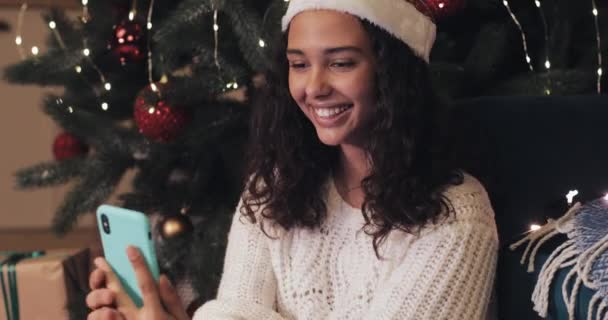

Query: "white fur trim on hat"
left=281, top=0, right=436, bottom=63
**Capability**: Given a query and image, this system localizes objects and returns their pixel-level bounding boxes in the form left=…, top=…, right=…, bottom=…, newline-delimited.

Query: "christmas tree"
left=3, top=0, right=606, bottom=318
left=4, top=0, right=285, bottom=316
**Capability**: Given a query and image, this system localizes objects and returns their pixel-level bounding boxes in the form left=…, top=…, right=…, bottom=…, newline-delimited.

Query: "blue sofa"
left=452, top=95, right=608, bottom=319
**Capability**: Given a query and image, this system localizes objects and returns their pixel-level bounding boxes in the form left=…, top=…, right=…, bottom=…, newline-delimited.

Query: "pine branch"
left=52, top=156, right=131, bottom=235
left=0, top=20, right=9, bottom=32
left=15, top=159, right=86, bottom=189
left=154, top=0, right=213, bottom=47
left=222, top=0, right=269, bottom=70
left=3, top=50, right=84, bottom=86
left=43, top=95, right=145, bottom=153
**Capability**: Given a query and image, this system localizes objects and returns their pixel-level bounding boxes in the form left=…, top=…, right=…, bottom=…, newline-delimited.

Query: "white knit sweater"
left=194, top=174, right=498, bottom=319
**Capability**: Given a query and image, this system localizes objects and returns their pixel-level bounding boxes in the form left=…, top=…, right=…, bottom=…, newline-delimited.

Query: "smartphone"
left=96, top=204, right=160, bottom=307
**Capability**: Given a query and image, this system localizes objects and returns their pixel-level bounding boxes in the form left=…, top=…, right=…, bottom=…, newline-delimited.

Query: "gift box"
left=0, top=248, right=91, bottom=320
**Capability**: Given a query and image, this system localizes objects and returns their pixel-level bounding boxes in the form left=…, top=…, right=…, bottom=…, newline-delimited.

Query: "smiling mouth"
left=313, top=104, right=353, bottom=118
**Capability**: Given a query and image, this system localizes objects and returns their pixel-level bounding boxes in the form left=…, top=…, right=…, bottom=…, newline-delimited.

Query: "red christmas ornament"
left=424, top=0, right=466, bottom=19
left=133, top=84, right=189, bottom=143
left=109, top=18, right=145, bottom=65
left=53, top=132, right=88, bottom=160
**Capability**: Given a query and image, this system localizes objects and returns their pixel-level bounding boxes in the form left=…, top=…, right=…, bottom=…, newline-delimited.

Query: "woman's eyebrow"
left=286, top=46, right=363, bottom=55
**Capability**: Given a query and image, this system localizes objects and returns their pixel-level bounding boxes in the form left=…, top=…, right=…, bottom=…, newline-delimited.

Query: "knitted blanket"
left=511, top=197, right=608, bottom=319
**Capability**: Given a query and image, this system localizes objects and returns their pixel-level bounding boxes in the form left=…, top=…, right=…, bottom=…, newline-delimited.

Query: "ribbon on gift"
left=0, top=251, right=45, bottom=320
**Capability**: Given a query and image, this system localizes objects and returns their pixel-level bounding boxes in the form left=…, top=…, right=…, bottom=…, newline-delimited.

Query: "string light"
left=226, top=81, right=239, bottom=89
left=82, top=48, right=90, bottom=56
left=148, top=107, right=155, bottom=114
left=48, top=21, right=56, bottom=29
left=591, top=0, right=603, bottom=93
left=530, top=224, right=541, bottom=231
left=534, top=0, right=551, bottom=71
left=566, top=190, right=579, bottom=205
left=212, top=7, right=221, bottom=72
left=604, top=193, right=608, bottom=201
left=81, top=0, right=89, bottom=23
left=15, top=3, right=28, bottom=59
left=101, top=102, right=109, bottom=111
left=128, top=0, right=138, bottom=21
left=502, top=1, right=534, bottom=71
left=146, top=0, right=158, bottom=89
left=31, top=46, right=39, bottom=55
left=258, top=39, right=266, bottom=47
left=104, top=83, right=112, bottom=91
left=75, top=65, right=82, bottom=73
left=67, top=106, right=74, bottom=113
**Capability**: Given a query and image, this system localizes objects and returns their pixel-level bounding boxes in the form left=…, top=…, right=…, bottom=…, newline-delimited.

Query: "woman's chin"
left=316, top=132, right=343, bottom=147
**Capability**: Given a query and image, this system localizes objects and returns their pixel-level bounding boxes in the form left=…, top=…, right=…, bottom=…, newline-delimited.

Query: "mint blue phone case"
left=96, top=204, right=160, bottom=307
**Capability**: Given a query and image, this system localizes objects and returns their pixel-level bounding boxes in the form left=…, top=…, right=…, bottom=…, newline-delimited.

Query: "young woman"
left=86, top=0, right=499, bottom=319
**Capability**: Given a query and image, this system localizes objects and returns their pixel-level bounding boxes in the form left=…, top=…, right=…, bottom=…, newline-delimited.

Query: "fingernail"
left=126, top=246, right=139, bottom=261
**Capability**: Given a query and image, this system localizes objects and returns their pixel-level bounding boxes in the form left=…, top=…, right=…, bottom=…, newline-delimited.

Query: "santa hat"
left=281, top=0, right=436, bottom=63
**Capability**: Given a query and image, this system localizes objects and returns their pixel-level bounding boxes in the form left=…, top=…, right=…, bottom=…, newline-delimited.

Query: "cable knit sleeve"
left=362, top=176, right=499, bottom=320
left=193, top=201, right=286, bottom=320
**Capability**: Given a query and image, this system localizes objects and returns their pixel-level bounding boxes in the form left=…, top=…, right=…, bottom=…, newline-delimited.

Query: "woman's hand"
left=86, top=246, right=189, bottom=320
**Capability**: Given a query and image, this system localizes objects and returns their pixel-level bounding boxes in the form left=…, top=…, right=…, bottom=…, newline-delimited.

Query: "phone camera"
left=100, top=214, right=111, bottom=234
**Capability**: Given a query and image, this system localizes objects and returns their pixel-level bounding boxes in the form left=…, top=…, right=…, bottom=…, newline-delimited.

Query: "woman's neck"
left=334, top=144, right=369, bottom=209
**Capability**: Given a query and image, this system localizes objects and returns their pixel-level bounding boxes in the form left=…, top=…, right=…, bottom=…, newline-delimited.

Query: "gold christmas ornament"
left=161, top=214, right=193, bottom=239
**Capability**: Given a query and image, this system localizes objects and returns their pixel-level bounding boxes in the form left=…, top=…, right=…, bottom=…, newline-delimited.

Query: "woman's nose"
left=305, top=68, right=332, bottom=98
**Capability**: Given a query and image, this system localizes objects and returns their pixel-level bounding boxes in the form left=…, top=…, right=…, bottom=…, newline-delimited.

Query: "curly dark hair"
left=241, top=19, right=463, bottom=257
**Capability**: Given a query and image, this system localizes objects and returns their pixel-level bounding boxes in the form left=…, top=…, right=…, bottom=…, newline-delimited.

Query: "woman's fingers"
left=126, top=246, right=163, bottom=311
left=159, top=275, right=189, bottom=320
left=87, top=307, right=125, bottom=320
left=94, top=257, right=136, bottom=308
left=86, top=288, right=116, bottom=309
left=89, top=267, right=106, bottom=290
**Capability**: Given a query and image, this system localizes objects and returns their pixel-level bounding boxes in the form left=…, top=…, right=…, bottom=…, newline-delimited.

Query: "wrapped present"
left=0, top=248, right=91, bottom=320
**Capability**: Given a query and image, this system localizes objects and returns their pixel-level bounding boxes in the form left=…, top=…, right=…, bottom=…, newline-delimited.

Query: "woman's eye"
left=330, top=61, right=356, bottom=69
left=289, top=62, right=307, bottom=69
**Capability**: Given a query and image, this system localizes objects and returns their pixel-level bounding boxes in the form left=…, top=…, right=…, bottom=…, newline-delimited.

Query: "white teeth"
left=314, top=105, right=351, bottom=118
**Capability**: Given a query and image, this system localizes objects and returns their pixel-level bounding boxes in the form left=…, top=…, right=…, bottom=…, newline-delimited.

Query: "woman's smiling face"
left=286, top=10, right=377, bottom=147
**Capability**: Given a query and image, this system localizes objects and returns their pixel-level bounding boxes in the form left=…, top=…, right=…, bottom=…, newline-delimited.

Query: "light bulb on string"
left=591, top=0, right=603, bottom=93
left=48, top=21, right=56, bottom=29
left=67, top=106, right=74, bottom=114
left=104, top=83, right=112, bottom=91
left=502, top=0, right=534, bottom=71
left=258, top=39, right=266, bottom=47
left=566, top=190, right=579, bottom=205
left=101, top=102, right=109, bottom=111
left=75, top=65, right=82, bottom=73
left=15, top=3, right=28, bottom=59
left=83, top=48, right=90, bottom=56
left=146, top=0, right=157, bottom=87
left=535, top=0, right=551, bottom=76
left=81, top=0, right=89, bottom=23
left=31, top=46, right=39, bottom=55
left=604, top=193, right=608, bottom=201
left=530, top=224, right=541, bottom=231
